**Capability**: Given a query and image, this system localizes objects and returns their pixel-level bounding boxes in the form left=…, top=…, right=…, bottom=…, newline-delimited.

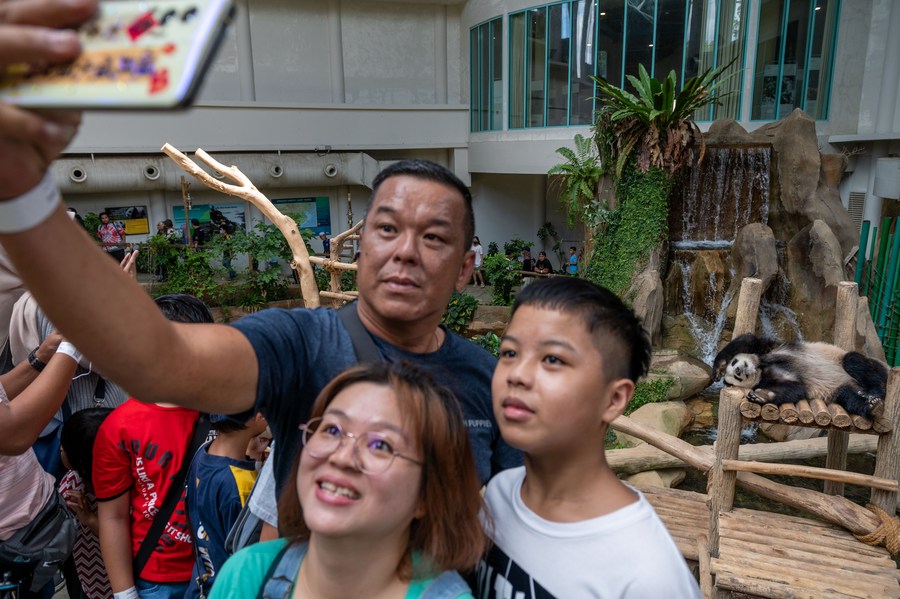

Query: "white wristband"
left=0, top=173, right=62, bottom=234
left=55, top=341, right=83, bottom=364
left=113, top=588, right=139, bottom=599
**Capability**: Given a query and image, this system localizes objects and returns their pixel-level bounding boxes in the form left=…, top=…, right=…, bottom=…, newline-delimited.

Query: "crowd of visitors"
left=0, top=2, right=701, bottom=598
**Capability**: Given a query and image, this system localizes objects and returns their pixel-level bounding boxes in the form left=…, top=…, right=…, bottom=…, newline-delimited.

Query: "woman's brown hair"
left=278, top=361, right=487, bottom=577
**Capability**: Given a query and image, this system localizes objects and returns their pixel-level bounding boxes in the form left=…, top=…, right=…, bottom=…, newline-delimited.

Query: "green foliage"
left=537, top=222, right=565, bottom=271
left=487, top=241, right=500, bottom=256
left=482, top=253, right=519, bottom=306
left=503, top=236, right=532, bottom=256
left=83, top=212, right=101, bottom=240
left=584, top=165, right=671, bottom=297
left=151, top=244, right=220, bottom=303
left=146, top=217, right=314, bottom=308
left=593, top=60, right=737, bottom=178
left=547, top=133, right=609, bottom=229
left=626, top=377, right=675, bottom=416
left=441, top=290, right=479, bottom=334
left=471, top=332, right=501, bottom=357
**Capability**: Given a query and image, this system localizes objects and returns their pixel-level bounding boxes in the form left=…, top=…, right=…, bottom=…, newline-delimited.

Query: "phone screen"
left=0, top=0, right=234, bottom=109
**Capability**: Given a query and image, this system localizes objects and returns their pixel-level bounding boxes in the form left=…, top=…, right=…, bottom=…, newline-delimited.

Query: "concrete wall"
left=53, top=0, right=900, bottom=256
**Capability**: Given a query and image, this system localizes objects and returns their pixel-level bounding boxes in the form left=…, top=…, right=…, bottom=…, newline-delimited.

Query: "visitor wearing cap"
left=318, top=231, right=331, bottom=256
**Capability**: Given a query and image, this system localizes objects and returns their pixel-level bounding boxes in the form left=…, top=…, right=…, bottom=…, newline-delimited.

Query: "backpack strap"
left=420, top=570, right=472, bottom=599
left=258, top=542, right=307, bottom=599
left=133, top=413, right=211, bottom=580
left=336, top=302, right=381, bottom=364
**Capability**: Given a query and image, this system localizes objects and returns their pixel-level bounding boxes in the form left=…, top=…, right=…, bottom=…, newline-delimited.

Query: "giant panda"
left=712, top=333, right=889, bottom=420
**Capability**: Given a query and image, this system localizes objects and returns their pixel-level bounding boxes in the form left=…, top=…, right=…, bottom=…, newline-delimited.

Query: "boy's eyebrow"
left=503, top=334, right=577, bottom=353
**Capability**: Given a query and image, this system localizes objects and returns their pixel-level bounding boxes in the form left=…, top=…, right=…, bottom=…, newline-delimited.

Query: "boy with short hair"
left=477, top=277, right=701, bottom=598
left=184, top=412, right=268, bottom=599
left=93, top=294, right=214, bottom=599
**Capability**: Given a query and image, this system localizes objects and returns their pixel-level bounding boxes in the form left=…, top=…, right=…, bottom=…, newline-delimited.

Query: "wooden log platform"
left=712, top=508, right=900, bottom=598
left=739, top=399, right=890, bottom=435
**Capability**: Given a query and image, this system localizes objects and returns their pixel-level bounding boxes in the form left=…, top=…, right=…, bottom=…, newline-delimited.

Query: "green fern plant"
left=547, top=133, right=608, bottom=230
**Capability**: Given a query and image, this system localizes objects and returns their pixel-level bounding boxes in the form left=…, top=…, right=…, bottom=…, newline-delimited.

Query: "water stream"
left=665, top=144, right=775, bottom=359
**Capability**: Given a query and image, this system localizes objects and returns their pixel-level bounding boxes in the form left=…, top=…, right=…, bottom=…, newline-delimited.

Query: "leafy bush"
left=441, top=291, right=479, bottom=334
left=626, top=377, right=675, bottom=416
left=487, top=241, right=500, bottom=256
left=482, top=254, right=519, bottom=305
left=471, top=332, right=501, bottom=357
left=503, top=236, right=532, bottom=256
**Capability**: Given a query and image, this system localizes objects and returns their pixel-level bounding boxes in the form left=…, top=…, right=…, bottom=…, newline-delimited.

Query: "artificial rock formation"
left=683, top=110, right=870, bottom=346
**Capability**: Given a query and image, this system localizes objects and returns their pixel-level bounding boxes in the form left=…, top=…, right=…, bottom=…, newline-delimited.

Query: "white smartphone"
left=0, top=0, right=235, bottom=109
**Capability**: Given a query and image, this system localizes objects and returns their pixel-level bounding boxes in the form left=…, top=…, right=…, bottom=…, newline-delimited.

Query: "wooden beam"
left=721, top=459, right=899, bottom=492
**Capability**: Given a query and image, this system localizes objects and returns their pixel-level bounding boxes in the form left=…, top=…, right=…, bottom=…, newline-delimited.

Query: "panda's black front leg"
left=747, top=388, right=776, bottom=404
left=750, top=376, right=806, bottom=405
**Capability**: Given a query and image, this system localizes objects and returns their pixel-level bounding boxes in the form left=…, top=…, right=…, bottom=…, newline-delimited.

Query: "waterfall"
left=665, top=144, right=774, bottom=361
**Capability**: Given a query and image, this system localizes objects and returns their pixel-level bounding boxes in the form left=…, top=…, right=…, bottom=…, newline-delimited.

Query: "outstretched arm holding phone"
left=0, top=0, right=259, bottom=416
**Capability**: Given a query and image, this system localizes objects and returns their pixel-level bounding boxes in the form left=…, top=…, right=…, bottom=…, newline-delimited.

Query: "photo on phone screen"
left=0, top=0, right=235, bottom=109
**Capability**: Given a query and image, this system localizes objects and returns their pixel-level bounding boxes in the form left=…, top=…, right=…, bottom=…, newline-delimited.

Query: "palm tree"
left=547, top=133, right=611, bottom=267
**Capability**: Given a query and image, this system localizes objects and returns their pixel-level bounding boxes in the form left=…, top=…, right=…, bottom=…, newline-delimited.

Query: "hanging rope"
left=855, top=504, right=900, bottom=555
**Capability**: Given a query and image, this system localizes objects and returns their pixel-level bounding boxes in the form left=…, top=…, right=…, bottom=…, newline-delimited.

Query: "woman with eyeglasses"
left=209, top=361, right=487, bottom=598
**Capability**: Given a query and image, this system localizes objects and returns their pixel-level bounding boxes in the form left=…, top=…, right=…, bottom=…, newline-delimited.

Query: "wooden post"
left=871, top=366, right=900, bottom=513
left=180, top=177, right=193, bottom=247
left=161, top=144, right=320, bottom=308
left=732, top=277, right=762, bottom=337
left=826, top=282, right=858, bottom=495
left=708, top=386, right=744, bottom=595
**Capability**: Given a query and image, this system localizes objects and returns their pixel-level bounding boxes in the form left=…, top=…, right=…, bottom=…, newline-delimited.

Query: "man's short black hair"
left=366, top=159, right=475, bottom=252
left=511, top=277, right=651, bottom=383
left=154, top=293, right=214, bottom=324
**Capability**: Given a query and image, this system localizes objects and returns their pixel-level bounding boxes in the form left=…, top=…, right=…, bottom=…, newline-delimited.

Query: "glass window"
left=597, top=1, right=625, bottom=87
left=492, top=20, right=504, bottom=126
left=654, top=0, right=688, bottom=82
left=470, top=18, right=503, bottom=132
left=569, top=0, right=597, bottom=125
left=804, top=0, right=838, bottom=119
left=528, top=8, right=548, bottom=127
left=623, top=0, right=654, bottom=86
left=711, top=0, right=748, bottom=120
left=547, top=4, right=570, bottom=126
left=752, top=0, right=838, bottom=121
left=510, top=12, right=527, bottom=128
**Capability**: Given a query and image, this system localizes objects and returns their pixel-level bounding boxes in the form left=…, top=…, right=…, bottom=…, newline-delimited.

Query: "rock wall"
left=677, top=109, right=880, bottom=350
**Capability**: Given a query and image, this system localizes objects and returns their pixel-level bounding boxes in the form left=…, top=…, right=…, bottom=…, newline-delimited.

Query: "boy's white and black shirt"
left=476, top=466, right=702, bottom=599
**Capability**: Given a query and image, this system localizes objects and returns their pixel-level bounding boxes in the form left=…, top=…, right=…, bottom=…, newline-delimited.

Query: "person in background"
left=471, top=236, right=485, bottom=288
left=185, top=412, right=268, bottom=599
left=210, top=361, right=485, bottom=598
left=97, top=212, right=126, bottom=263
left=318, top=231, right=331, bottom=256
left=245, top=426, right=272, bottom=465
left=477, top=278, right=701, bottom=598
left=0, top=332, right=82, bottom=598
left=93, top=295, right=214, bottom=599
left=520, top=247, right=534, bottom=273
left=59, top=407, right=115, bottom=599
left=567, top=245, right=579, bottom=275
left=533, top=251, right=552, bottom=275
